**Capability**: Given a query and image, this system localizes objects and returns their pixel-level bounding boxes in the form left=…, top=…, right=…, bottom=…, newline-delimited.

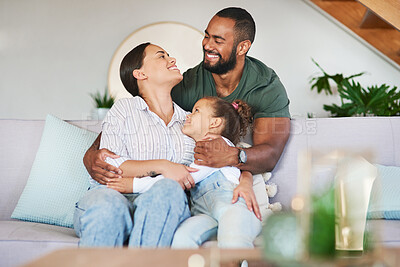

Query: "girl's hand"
left=232, top=171, right=261, bottom=221
left=162, top=162, right=198, bottom=190
left=107, top=177, right=134, bottom=193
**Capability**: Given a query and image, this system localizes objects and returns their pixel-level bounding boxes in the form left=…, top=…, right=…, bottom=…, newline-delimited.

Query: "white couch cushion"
left=0, top=221, right=78, bottom=267
left=11, top=115, right=97, bottom=228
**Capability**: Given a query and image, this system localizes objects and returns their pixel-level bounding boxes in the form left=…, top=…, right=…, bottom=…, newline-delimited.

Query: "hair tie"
left=232, top=102, right=239, bottom=110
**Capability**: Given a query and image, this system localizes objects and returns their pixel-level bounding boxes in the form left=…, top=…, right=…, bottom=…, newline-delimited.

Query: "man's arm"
left=83, top=132, right=123, bottom=184
left=193, top=117, right=290, bottom=174
left=241, top=117, right=290, bottom=173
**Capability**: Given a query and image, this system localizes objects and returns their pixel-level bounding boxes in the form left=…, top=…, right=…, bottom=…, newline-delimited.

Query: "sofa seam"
left=0, top=240, right=77, bottom=244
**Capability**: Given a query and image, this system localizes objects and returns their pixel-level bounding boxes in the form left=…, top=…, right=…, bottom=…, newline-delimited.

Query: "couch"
left=1, top=117, right=399, bottom=267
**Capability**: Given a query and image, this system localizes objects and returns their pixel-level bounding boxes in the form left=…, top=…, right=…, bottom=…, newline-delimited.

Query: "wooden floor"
left=310, top=0, right=400, bottom=66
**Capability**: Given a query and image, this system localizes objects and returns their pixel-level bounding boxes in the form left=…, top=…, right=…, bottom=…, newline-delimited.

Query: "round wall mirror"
left=108, top=22, right=204, bottom=100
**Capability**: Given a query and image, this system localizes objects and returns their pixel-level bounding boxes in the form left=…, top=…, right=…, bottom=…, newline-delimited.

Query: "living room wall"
left=1, top=0, right=399, bottom=120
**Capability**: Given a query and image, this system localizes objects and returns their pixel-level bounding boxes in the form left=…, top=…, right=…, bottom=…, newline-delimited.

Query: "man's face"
left=202, top=16, right=238, bottom=75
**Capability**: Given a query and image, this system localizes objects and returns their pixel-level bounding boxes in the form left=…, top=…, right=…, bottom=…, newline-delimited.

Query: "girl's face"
left=182, top=99, right=221, bottom=141
left=139, top=44, right=183, bottom=88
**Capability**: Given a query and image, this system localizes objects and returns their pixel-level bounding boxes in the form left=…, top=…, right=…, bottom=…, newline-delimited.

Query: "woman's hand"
left=106, top=177, right=134, bottom=194
left=162, top=162, right=198, bottom=190
left=232, top=171, right=261, bottom=221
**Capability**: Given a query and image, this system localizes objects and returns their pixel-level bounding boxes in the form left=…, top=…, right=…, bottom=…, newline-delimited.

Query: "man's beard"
left=203, top=46, right=237, bottom=75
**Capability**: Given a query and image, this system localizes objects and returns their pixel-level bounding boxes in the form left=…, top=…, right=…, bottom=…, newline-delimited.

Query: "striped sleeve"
left=100, top=99, right=130, bottom=167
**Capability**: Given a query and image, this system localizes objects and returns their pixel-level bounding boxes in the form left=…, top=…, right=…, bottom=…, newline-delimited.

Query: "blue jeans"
left=171, top=171, right=262, bottom=248
left=73, top=179, right=190, bottom=247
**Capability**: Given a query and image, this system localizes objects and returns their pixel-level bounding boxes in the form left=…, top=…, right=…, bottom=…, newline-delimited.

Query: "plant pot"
left=91, top=108, right=110, bottom=120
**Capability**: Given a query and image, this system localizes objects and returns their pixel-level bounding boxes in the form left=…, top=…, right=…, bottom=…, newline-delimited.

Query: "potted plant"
left=90, top=88, right=115, bottom=120
left=309, top=59, right=400, bottom=117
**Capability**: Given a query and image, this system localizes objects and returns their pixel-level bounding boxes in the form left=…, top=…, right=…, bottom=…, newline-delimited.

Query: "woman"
left=74, top=43, right=197, bottom=247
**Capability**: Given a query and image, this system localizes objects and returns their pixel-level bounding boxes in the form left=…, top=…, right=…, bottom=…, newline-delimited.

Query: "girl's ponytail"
left=232, top=99, right=253, bottom=140
left=204, top=96, right=253, bottom=144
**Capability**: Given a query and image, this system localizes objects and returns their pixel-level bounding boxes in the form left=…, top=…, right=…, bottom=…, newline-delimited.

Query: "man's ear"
left=133, top=69, right=147, bottom=80
left=210, top=117, right=223, bottom=129
left=237, top=40, right=251, bottom=56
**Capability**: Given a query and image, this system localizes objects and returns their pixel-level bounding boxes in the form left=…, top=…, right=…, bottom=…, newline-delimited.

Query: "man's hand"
left=194, top=133, right=238, bottom=168
left=107, top=177, right=133, bottom=194
left=232, top=171, right=261, bottom=220
left=83, top=147, right=122, bottom=185
left=162, top=162, right=198, bottom=190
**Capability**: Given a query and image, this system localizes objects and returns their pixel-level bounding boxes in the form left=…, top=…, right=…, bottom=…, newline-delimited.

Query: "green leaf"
left=311, top=60, right=400, bottom=117
left=309, top=59, right=366, bottom=96
left=90, top=88, right=115, bottom=108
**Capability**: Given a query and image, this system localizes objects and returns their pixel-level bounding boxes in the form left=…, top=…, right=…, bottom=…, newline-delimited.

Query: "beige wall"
left=1, top=0, right=399, bottom=119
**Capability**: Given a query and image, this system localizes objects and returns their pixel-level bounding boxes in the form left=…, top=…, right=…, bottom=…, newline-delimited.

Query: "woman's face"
left=182, top=99, right=216, bottom=140
left=140, top=44, right=183, bottom=88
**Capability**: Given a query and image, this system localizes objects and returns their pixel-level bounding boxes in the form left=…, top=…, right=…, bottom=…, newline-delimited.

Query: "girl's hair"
left=204, top=96, right=253, bottom=144
left=120, top=42, right=151, bottom=97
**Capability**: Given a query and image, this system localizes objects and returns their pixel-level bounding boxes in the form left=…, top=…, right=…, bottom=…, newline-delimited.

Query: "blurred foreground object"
left=262, top=151, right=378, bottom=265
left=334, top=156, right=377, bottom=251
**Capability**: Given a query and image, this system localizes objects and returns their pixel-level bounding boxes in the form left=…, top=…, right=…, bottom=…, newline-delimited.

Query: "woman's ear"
left=210, top=117, right=223, bottom=129
left=133, top=69, right=147, bottom=80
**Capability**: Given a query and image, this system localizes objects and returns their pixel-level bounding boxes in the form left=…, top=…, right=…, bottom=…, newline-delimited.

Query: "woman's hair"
left=204, top=96, right=253, bottom=144
left=120, top=42, right=151, bottom=97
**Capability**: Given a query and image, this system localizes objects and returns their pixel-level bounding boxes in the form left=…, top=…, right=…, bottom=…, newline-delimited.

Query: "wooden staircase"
left=309, top=0, right=400, bottom=66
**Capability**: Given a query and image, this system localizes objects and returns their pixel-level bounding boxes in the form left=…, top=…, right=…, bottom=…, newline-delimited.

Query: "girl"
left=174, top=96, right=263, bottom=248
left=107, top=96, right=262, bottom=248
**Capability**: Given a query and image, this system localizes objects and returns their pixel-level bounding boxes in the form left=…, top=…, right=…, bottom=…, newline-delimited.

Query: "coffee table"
left=21, top=247, right=265, bottom=267
left=21, top=246, right=400, bottom=267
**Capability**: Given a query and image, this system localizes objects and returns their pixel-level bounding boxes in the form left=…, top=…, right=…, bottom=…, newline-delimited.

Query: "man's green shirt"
left=171, top=56, right=290, bottom=119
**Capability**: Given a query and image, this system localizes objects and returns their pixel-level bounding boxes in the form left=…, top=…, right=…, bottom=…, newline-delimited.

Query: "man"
left=85, top=7, right=290, bottom=183
left=170, top=7, right=290, bottom=248
left=171, top=7, right=290, bottom=175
